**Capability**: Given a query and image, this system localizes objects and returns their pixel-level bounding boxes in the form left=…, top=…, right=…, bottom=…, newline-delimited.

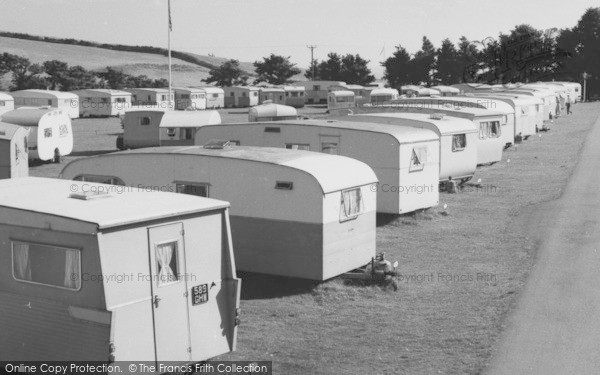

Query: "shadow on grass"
left=69, top=150, right=117, bottom=157
left=238, top=271, right=319, bottom=300
left=377, top=209, right=439, bottom=227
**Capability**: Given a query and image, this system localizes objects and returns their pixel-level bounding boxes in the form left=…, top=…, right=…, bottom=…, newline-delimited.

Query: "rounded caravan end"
left=248, top=102, right=298, bottom=122
left=1, top=108, right=73, bottom=162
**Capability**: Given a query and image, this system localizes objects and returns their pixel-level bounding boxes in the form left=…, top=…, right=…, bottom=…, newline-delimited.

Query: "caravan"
left=117, top=109, right=221, bottom=149
left=196, top=119, right=441, bottom=214
left=60, top=145, right=378, bottom=280
left=11, top=90, right=79, bottom=119
left=0, top=122, right=29, bottom=178
left=0, top=92, right=15, bottom=116
left=0, top=177, right=240, bottom=362
left=336, top=112, right=478, bottom=182
left=1, top=108, right=72, bottom=162
left=73, top=89, right=132, bottom=117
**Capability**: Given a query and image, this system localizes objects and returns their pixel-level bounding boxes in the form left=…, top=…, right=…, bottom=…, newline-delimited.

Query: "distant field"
left=0, top=36, right=264, bottom=88
left=27, top=104, right=600, bottom=374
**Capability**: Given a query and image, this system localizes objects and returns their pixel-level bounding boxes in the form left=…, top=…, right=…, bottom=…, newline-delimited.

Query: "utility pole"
left=583, top=72, right=588, bottom=102
left=307, top=45, right=317, bottom=81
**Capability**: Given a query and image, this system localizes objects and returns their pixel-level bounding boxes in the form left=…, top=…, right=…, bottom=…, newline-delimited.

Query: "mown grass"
left=30, top=103, right=600, bottom=375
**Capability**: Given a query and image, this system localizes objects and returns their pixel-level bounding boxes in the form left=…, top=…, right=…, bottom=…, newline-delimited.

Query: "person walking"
left=566, top=96, right=572, bottom=115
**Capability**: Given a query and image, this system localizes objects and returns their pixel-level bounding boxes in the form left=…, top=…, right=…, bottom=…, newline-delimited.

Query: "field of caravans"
left=20, top=101, right=600, bottom=374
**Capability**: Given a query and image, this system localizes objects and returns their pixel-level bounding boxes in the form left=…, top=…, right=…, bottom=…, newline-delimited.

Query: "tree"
left=456, top=36, right=481, bottom=83
left=382, top=45, right=413, bottom=88
left=97, top=67, right=129, bottom=89
left=304, top=59, right=320, bottom=80
left=253, top=54, right=301, bottom=85
left=43, top=60, right=69, bottom=90
left=317, top=53, right=343, bottom=81
left=434, top=39, right=461, bottom=85
left=412, top=36, right=436, bottom=86
left=203, top=59, right=248, bottom=87
left=339, top=54, right=375, bottom=85
left=0, top=53, right=48, bottom=90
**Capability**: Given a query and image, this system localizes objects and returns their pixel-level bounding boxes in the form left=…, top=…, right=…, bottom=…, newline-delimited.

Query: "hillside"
left=0, top=36, right=265, bottom=89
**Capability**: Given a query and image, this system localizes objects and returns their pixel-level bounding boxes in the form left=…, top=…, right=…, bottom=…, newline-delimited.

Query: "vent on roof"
left=203, top=139, right=233, bottom=149
left=430, top=113, right=446, bottom=120
left=275, top=181, right=294, bottom=190
left=69, top=190, right=112, bottom=200
left=0, top=130, right=5, bottom=136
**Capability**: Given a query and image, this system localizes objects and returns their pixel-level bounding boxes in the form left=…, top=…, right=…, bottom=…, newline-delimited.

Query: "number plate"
left=191, top=284, right=209, bottom=305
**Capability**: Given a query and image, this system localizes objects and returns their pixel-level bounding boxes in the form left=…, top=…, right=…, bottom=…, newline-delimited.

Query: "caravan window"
left=410, top=146, right=428, bottom=172
left=478, top=123, right=488, bottom=139
left=59, top=124, right=69, bottom=137
left=12, top=241, right=81, bottom=291
left=44, top=128, right=52, bottom=138
left=452, top=134, right=467, bottom=152
left=489, top=121, right=501, bottom=138
left=115, top=97, right=126, bottom=103
left=286, top=143, right=310, bottom=151
left=166, top=128, right=176, bottom=137
left=321, top=142, right=338, bottom=155
left=139, top=117, right=151, bottom=125
left=155, top=241, right=180, bottom=286
left=176, top=182, right=209, bottom=197
left=0, top=101, right=5, bottom=106
left=340, top=188, right=363, bottom=222
left=47, top=99, right=53, bottom=106
left=73, top=174, right=126, bottom=186
left=212, top=94, right=219, bottom=98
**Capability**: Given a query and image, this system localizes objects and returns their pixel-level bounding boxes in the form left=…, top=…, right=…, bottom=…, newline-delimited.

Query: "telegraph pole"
left=307, top=45, right=317, bottom=81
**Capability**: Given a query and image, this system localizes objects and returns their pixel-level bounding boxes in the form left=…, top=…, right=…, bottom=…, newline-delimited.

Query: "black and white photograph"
left=0, top=0, right=599, bottom=374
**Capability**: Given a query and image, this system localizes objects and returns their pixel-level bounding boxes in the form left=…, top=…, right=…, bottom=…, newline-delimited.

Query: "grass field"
left=29, top=103, right=600, bottom=374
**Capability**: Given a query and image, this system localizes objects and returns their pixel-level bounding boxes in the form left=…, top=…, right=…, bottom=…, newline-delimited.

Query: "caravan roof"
left=116, top=145, right=377, bottom=194
left=1, top=108, right=67, bottom=126
left=0, top=122, right=25, bottom=140
left=330, top=90, right=355, bottom=97
left=260, top=118, right=439, bottom=144
left=250, top=103, right=297, bottom=117
left=199, top=87, right=224, bottom=94
left=353, top=112, right=477, bottom=135
left=10, top=90, right=77, bottom=100
left=73, top=89, right=131, bottom=97
left=123, top=109, right=221, bottom=128
left=0, top=177, right=229, bottom=230
left=0, top=92, right=13, bottom=101
left=371, top=88, right=399, bottom=96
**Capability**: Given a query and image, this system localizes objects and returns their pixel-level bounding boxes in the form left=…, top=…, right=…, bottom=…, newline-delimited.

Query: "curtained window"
left=410, top=146, right=428, bottom=172
left=340, top=188, right=363, bottom=222
left=12, top=241, right=81, bottom=291
left=452, top=134, right=467, bottom=152
left=156, top=242, right=179, bottom=287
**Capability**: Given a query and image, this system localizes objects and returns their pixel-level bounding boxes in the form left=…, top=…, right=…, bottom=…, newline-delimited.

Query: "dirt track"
left=487, top=111, right=600, bottom=374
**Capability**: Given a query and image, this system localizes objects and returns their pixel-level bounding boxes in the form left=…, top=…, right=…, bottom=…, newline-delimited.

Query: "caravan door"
left=148, top=223, right=191, bottom=362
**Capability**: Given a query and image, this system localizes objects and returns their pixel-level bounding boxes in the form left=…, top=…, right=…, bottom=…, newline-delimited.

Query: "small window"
left=0, top=101, right=5, bottom=106
left=253, top=92, right=258, bottom=97
left=291, top=92, right=299, bottom=97
left=275, top=181, right=293, bottom=190
left=183, top=128, right=194, bottom=140
left=285, top=143, right=310, bottom=151
left=452, top=134, right=467, bottom=152
left=155, top=241, right=179, bottom=286
left=242, top=92, right=247, bottom=97
left=340, top=188, right=362, bottom=222
left=44, top=128, right=52, bottom=138
left=410, top=146, right=427, bottom=172
left=321, top=142, right=338, bottom=155
left=167, top=128, right=176, bottom=137
left=182, top=94, right=190, bottom=99
left=140, top=117, right=151, bottom=126
left=59, top=124, right=68, bottom=137
left=313, top=85, right=320, bottom=91
left=12, top=241, right=81, bottom=291
left=161, top=95, right=167, bottom=101
left=101, top=98, right=109, bottom=103
left=73, top=174, right=126, bottom=186
left=212, top=93, right=218, bottom=98
left=230, top=92, right=235, bottom=97
left=47, top=99, right=53, bottom=106
left=478, top=123, right=488, bottom=140
left=228, top=140, right=241, bottom=145
left=285, top=92, right=289, bottom=97
left=176, top=183, right=209, bottom=197
left=489, top=121, right=501, bottom=138
left=264, top=127, right=281, bottom=133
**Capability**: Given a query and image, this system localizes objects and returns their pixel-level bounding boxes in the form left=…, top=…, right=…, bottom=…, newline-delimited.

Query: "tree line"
left=0, top=53, right=168, bottom=91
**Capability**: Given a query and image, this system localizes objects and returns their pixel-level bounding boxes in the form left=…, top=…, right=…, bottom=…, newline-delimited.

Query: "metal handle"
left=153, top=295, right=161, bottom=308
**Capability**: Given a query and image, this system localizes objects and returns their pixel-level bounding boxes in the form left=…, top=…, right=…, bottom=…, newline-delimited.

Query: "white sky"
left=0, top=0, right=597, bottom=78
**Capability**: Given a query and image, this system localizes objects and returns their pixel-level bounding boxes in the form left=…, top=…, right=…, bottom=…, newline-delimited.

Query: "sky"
left=0, top=0, right=597, bottom=78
